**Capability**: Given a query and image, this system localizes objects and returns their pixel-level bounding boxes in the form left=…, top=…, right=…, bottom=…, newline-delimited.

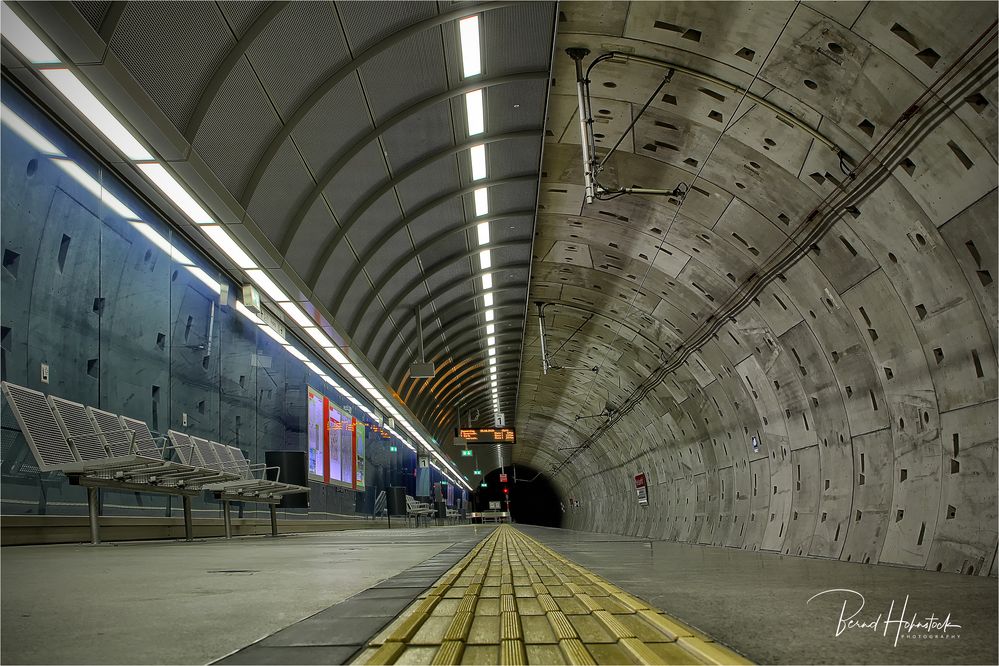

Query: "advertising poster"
left=307, top=387, right=324, bottom=479
left=354, top=421, right=365, bottom=490
left=635, top=472, right=649, bottom=505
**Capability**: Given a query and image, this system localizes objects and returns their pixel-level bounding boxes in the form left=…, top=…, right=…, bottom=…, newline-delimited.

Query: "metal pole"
left=182, top=496, right=193, bottom=541
left=222, top=500, right=232, bottom=539
left=567, top=47, right=593, bottom=203
left=269, top=504, right=278, bottom=537
left=87, top=487, right=100, bottom=545
left=536, top=302, right=549, bottom=375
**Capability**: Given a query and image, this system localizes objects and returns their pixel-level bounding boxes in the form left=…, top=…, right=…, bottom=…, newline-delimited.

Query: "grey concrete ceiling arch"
left=184, top=1, right=291, bottom=141
left=371, top=266, right=531, bottom=367
left=330, top=207, right=534, bottom=316
left=423, top=367, right=521, bottom=428
left=281, top=129, right=537, bottom=254
left=384, top=295, right=527, bottom=382
left=237, top=0, right=522, bottom=206
left=402, top=332, right=525, bottom=403
left=285, top=72, right=547, bottom=271
left=358, top=252, right=532, bottom=349
left=411, top=350, right=521, bottom=418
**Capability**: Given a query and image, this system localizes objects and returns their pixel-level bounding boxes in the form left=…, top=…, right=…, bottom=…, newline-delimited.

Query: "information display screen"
left=455, top=428, right=515, bottom=443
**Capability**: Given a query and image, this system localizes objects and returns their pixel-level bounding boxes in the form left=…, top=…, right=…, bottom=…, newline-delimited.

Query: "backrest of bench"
left=167, top=430, right=196, bottom=466
left=49, top=396, right=108, bottom=463
left=210, top=441, right=236, bottom=475
left=120, top=416, right=163, bottom=460
left=88, top=407, right=132, bottom=457
left=191, top=437, right=221, bottom=470
left=1, top=382, right=77, bottom=471
left=227, top=447, right=253, bottom=480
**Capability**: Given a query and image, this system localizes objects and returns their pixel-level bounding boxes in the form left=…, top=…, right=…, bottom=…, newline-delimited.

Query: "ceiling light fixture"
left=481, top=273, right=492, bottom=290
left=458, top=15, right=481, bottom=77
left=470, top=144, right=487, bottom=181
left=479, top=249, right=491, bottom=269
left=476, top=220, right=490, bottom=245
left=483, top=292, right=494, bottom=307
left=1, top=3, right=59, bottom=64
left=41, top=69, right=153, bottom=161
left=246, top=269, right=288, bottom=303
left=200, top=225, right=256, bottom=268
left=485, top=309, right=495, bottom=322
left=486, top=324, right=495, bottom=335
left=465, top=89, right=484, bottom=136
left=278, top=301, right=313, bottom=328
left=137, top=163, right=214, bottom=224
left=474, top=187, right=489, bottom=216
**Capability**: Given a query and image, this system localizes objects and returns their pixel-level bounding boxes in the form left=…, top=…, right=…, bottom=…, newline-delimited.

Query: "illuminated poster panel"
left=307, top=387, right=324, bottom=479
left=355, top=422, right=366, bottom=490
left=328, top=403, right=347, bottom=484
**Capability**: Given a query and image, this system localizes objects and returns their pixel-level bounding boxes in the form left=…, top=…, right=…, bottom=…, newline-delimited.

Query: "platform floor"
left=2, top=523, right=995, bottom=665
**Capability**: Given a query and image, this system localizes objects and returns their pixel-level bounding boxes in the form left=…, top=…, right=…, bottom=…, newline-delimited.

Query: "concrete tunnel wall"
left=514, top=2, right=998, bottom=576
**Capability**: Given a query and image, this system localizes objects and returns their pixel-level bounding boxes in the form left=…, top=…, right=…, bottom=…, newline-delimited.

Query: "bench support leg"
left=222, top=500, right=232, bottom=539
left=87, top=487, right=100, bottom=545
left=269, top=504, right=278, bottom=537
left=183, top=496, right=193, bottom=542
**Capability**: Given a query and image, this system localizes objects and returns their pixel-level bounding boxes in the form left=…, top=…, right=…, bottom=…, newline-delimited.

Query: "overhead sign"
left=473, top=469, right=482, bottom=475
left=389, top=445, right=398, bottom=452
left=499, top=473, right=508, bottom=483
left=488, top=501, right=501, bottom=510
left=455, top=428, right=516, bottom=443
left=461, top=449, right=474, bottom=457
left=635, top=472, right=649, bottom=506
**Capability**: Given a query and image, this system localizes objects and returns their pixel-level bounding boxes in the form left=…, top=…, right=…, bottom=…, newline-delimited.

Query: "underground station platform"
left=2, top=523, right=996, bottom=665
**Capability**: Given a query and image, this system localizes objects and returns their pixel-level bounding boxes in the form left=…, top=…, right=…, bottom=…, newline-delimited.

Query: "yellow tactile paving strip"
left=352, top=525, right=752, bottom=665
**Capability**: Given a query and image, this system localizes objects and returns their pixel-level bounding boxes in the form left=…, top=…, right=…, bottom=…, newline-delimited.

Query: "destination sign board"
left=455, top=428, right=515, bottom=442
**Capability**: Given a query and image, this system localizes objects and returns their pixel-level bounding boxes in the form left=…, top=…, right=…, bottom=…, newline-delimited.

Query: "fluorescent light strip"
left=278, top=301, right=313, bottom=328
left=474, top=187, right=489, bottom=216
left=481, top=273, right=492, bottom=290
left=479, top=249, right=491, bottom=269
left=136, top=163, right=213, bottom=224
left=325, top=346, right=350, bottom=365
left=485, top=309, right=495, bottom=322
left=488, top=348, right=496, bottom=356
left=186, top=266, right=221, bottom=294
left=284, top=345, right=308, bottom=362
left=201, top=225, right=256, bottom=269
left=483, top=292, right=494, bottom=307
left=1, top=104, right=62, bottom=154
left=487, top=336, right=496, bottom=346
left=458, top=15, right=481, bottom=77
left=235, top=301, right=264, bottom=325
left=246, top=269, right=288, bottom=302
left=470, top=144, right=487, bottom=181
left=465, top=90, right=484, bottom=136
left=259, top=324, right=285, bottom=345
left=303, top=326, right=331, bottom=349
left=1, top=3, right=59, bottom=64
left=304, top=361, right=323, bottom=375
left=41, top=69, right=152, bottom=161
left=476, top=221, right=490, bottom=245
left=486, top=324, right=495, bottom=335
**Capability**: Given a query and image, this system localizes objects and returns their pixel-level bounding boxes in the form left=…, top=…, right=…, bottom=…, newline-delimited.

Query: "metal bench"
left=406, top=494, right=433, bottom=527
left=1, top=381, right=226, bottom=543
left=168, top=431, right=309, bottom=538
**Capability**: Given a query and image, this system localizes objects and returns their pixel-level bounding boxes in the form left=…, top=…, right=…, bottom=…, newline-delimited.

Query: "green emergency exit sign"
left=480, top=482, right=488, bottom=488
left=461, top=449, right=473, bottom=457
left=389, top=445, right=398, bottom=452
left=473, top=469, right=482, bottom=475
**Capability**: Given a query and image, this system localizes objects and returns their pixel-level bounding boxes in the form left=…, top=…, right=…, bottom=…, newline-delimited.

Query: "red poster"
left=322, top=396, right=331, bottom=484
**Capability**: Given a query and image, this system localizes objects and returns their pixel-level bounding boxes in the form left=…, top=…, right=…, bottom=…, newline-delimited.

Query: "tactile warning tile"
left=351, top=525, right=752, bottom=665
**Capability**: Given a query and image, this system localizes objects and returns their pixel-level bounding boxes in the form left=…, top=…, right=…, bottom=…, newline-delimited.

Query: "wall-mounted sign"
left=419, top=456, right=429, bottom=468
left=499, top=473, right=508, bottom=483
left=635, top=472, right=649, bottom=506
left=455, top=428, right=515, bottom=442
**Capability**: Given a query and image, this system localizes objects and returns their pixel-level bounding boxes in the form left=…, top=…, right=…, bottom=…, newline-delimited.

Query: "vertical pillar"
left=222, top=500, right=232, bottom=539
left=182, top=495, right=193, bottom=542
left=269, top=504, right=278, bottom=537
left=87, top=487, right=100, bottom=545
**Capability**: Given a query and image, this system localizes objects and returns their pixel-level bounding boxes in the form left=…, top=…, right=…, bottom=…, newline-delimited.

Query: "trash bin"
left=386, top=486, right=407, bottom=516
left=264, top=451, right=309, bottom=508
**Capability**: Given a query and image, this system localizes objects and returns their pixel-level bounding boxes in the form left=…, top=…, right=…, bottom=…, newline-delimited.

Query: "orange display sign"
left=455, top=428, right=516, bottom=442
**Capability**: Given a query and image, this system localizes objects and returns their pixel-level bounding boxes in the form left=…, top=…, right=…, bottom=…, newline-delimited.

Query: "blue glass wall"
left=0, top=83, right=463, bottom=520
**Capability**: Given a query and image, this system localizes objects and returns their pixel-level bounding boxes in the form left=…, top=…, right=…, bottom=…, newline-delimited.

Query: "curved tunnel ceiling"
left=516, top=1, right=998, bottom=574
left=11, top=0, right=558, bottom=476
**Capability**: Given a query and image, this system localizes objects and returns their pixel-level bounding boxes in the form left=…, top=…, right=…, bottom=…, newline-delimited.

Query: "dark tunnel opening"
left=471, top=465, right=563, bottom=527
